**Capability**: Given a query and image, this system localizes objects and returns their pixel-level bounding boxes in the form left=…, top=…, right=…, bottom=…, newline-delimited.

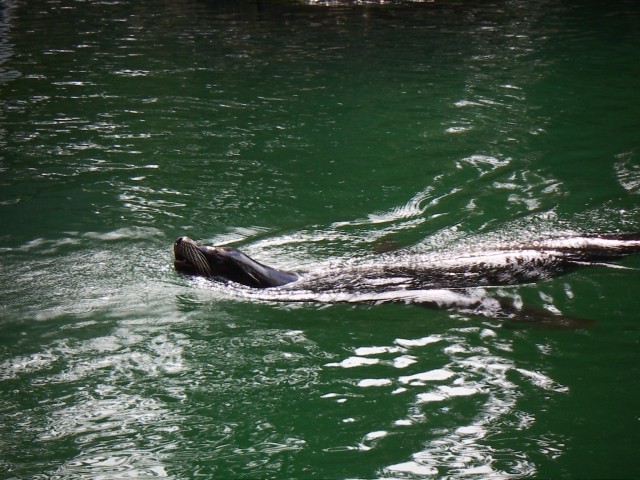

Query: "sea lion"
left=173, top=233, right=640, bottom=324
left=174, top=234, right=640, bottom=290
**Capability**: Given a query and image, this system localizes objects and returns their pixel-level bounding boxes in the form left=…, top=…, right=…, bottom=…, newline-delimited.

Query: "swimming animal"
left=174, top=234, right=640, bottom=288
left=173, top=234, right=640, bottom=322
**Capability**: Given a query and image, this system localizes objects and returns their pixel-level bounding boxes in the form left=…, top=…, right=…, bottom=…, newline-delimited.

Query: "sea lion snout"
left=174, top=236, right=190, bottom=246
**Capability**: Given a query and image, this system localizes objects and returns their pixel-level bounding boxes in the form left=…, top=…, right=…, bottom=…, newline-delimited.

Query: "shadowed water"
left=1, top=0, right=640, bottom=478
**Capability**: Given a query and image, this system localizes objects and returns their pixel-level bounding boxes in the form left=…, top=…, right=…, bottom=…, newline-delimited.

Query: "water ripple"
left=317, top=325, right=566, bottom=478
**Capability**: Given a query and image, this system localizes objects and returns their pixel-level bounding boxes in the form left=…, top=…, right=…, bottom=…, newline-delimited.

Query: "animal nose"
left=175, top=236, right=185, bottom=245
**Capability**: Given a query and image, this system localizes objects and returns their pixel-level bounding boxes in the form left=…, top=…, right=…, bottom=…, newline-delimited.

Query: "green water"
left=1, top=0, right=640, bottom=478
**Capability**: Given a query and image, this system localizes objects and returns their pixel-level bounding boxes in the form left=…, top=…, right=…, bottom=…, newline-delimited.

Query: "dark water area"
left=1, top=0, right=640, bottom=478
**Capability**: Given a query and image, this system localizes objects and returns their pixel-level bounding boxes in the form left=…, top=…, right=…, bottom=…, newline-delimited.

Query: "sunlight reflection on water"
left=320, top=325, right=564, bottom=478
left=2, top=0, right=640, bottom=478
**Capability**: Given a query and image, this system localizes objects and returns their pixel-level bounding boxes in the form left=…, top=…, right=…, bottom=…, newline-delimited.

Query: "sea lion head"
left=173, top=236, right=235, bottom=277
left=173, top=236, right=298, bottom=288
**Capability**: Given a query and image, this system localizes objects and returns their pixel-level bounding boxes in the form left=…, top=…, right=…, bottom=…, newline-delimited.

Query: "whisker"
left=181, top=243, right=213, bottom=276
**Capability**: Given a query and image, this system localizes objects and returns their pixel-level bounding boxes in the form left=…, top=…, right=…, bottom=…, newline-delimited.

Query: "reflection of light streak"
left=322, top=327, right=568, bottom=478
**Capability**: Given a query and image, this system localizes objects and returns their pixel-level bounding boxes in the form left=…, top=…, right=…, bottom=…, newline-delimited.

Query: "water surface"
left=1, top=0, right=640, bottom=478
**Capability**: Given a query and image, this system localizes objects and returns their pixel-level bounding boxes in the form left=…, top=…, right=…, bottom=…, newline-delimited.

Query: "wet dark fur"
left=174, top=234, right=640, bottom=290
left=174, top=234, right=640, bottom=326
